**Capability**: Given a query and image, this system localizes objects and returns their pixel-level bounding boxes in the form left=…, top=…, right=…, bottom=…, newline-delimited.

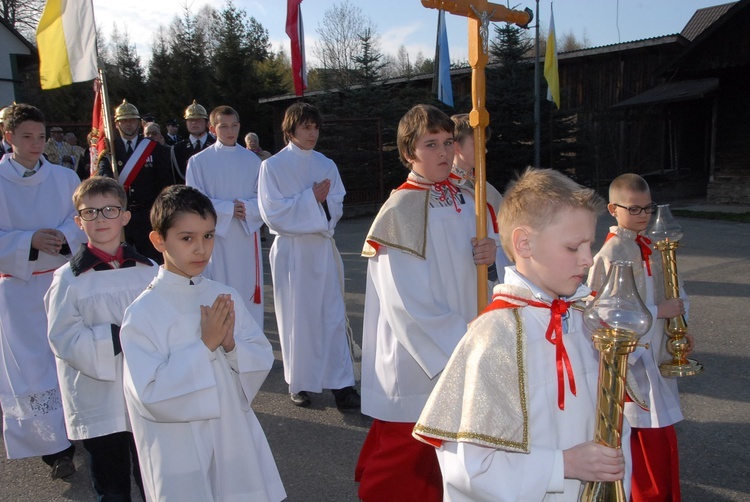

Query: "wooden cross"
left=422, top=0, right=532, bottom=313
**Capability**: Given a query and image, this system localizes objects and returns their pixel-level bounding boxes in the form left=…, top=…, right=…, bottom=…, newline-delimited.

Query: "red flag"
left=89, top=79, right=107, bottom=175
left=286, top=0, right=307, bottom=96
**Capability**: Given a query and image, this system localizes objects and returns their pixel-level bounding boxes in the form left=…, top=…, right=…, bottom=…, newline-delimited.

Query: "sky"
left=91, top=0, right=735, bottom=66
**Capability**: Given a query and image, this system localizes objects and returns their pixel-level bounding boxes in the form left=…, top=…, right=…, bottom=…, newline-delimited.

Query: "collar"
left=287, top=141, right=313, bottom=157
left=8, top=156, right=41, bottom=177
left=189, top=133, right=209, bottom=143
left=157, top=265, right=204, bottom=286
left=503, top=267, right=591, bottom=305
left=70, top=242, right=153, bottom=276
left=451, top=164, right=473, bottom=181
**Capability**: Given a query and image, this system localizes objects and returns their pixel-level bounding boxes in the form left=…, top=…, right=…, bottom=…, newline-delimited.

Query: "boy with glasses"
left=45, top=176, right=158, bottom=499
left=588, top=173, right=688, bottom=501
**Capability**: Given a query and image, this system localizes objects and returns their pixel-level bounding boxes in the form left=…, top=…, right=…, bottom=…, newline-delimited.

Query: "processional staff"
left=421, top=0, right=532, bottom=313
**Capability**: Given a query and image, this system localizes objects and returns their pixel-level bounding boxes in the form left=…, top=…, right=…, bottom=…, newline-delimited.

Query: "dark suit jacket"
left=97, top=135, right=172, bottom=261
left=169, top=134, right=216, bottom=183
left=164, top=134, right=182, bottom=146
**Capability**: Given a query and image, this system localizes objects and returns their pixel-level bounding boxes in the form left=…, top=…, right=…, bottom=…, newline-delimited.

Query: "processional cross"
left=421, top=0, right=532, bottom=312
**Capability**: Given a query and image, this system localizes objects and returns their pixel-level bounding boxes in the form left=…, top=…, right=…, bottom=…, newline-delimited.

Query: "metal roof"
left=681, top=2, right=736, bottom=41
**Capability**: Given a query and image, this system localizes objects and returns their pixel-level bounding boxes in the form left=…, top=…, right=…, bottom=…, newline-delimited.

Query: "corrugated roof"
left=681, top=2, right=736, bottom=41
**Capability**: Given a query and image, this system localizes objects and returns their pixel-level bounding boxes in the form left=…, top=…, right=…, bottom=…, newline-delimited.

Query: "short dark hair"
left=5, top=103, right=45, bottom=133
left=150, top=185, right=217, bottom=237
left=73, top=176, right=127, bottom=208
left=209, top=105, right=240, bottom=127
left=282, top=102, right=322, bottom=143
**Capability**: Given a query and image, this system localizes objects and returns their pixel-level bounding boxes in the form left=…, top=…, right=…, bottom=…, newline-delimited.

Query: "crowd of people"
left=0, top=98, right=690, bottom=501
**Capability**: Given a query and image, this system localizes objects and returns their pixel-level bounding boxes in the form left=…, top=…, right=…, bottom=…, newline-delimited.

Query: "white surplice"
left=258, top=142, right=354, bottom=394
left=121, top=268, right=285, bottom=502
left=0, top=156, right=85, bottom=458
left=44, top=247, right=158, bottom=440
left=425, top=270, right=631, bottom=501
left=361, top=187, right=499, bottom=422
left=186, top=142, right=265, bottom=327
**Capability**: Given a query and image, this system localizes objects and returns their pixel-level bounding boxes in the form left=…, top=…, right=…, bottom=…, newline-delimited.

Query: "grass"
left=672, top=209, right=750, bottom=223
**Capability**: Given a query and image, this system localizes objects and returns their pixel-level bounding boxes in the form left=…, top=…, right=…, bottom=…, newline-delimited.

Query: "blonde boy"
left=186, top=106, right=265, bottom=326
left=415, top=168, right=630, bottom=501
left=356, top=104, right=498, bottom=501
left=45, top=176, right=157, bottom=499
left=587, top=173, right=685, bottom=501
left=120, top=185, right=285, bottom=501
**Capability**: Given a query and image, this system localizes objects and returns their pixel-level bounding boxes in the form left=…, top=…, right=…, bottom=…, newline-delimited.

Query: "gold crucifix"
left=422, top=0, right=532, bottom=313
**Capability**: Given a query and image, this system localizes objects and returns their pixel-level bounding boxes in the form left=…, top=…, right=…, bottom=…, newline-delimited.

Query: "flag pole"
left=97, top=68, right=118, bottom=178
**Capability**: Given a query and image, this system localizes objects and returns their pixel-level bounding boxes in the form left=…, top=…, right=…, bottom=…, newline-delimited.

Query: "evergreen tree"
left=167, top=6, right=213, bottom=108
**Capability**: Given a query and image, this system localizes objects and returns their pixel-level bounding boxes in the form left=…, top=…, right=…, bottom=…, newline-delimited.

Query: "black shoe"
left=332, top=387, right=361, bottom=410
left=50, top=456, right=76, bottom=479
left=290, top=391, right=311, bottom=407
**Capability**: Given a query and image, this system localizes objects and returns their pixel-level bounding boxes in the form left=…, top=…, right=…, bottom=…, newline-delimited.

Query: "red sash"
left=118, top=139, right=157, bottom=190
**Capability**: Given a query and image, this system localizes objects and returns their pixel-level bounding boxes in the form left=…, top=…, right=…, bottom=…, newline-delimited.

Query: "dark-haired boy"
left=45, top=176, right=157, bottom=499
left=0, top=103, right=85, bottom=477
left=258, top=102, right=359, bottom=410
left=121, top=185, right=285, bottom=501
left=187, top=106, right=265, bottom=326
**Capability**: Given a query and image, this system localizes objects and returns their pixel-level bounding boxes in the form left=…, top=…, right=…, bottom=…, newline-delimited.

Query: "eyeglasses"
left=612, top=203, right=658, bottom=215
left=78, top=206, right=123, bottom=221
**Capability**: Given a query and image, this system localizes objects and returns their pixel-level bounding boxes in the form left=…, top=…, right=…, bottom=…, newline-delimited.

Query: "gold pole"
left=582, top=328, right=638, bottom=502
left=654, top=241, right=703, bottom=377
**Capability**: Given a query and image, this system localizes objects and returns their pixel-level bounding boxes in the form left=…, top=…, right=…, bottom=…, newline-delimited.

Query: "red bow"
left=433, top=179, right=462, bottom=213
left=484, top=294, right=577, bottom=410
left=635, top=235, right=653, bottom=276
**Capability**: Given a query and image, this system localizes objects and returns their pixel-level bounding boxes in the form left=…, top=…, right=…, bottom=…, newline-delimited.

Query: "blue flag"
left=436, top=10, right=454, bottom=107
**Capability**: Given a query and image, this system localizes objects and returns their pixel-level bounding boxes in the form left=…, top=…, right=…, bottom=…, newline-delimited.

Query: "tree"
left=0, top=0, right=44, bottom=41
left=351, top=28, right=386, bottom=86
left=313, top=0, right=376, bottom=89
left=104, top=26, right=146, bottom=106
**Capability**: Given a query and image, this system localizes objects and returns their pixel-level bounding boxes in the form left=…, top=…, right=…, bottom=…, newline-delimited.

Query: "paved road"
left=1, top=214, right=749, bottom=501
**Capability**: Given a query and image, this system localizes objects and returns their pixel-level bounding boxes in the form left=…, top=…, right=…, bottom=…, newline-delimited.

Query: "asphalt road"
left=1, top=213, right=749, bottom=501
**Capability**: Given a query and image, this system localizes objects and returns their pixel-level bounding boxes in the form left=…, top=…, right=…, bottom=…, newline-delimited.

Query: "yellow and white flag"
left=36, top=0, right=98, bottom=90
left=544, top=4, right=560, bottom=109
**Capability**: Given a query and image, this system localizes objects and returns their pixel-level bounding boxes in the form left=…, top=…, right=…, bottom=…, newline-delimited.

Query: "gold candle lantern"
left=648, top=204, right=703, bottom=377
left=582, top=261, right=653, bottom=502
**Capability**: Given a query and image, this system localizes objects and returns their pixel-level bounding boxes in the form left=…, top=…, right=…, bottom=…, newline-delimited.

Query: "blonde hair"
left=498, top=167, right=605, bottom=261
left=397, top=104, right=454, bottom=168
left=608, top=173, right=650, bottom=202
left=450, top=113, right=491, bottom=145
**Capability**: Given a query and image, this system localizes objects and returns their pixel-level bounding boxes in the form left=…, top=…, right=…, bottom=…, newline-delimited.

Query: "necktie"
left=23, top=169, right=35, bottom=177
left=194, top=140, right=201, bottom=151
left=126, top=140, right=133, bottom=156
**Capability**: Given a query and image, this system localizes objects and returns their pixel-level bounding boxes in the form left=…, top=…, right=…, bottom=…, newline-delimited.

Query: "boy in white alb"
left=588, top=173, right=686, bottom=501
left=121, top=185, right=285, bottom=502
left=186, top=105, right=265, bottom=326
left=45, top=177, right=157, bottom=499
left=414, top=168, right=631, bottom=501
left=356, top=104, right=499, bottom=502
left=0, top=104, right=85, bottom=478
left=258, top=102, right=359, bottom=410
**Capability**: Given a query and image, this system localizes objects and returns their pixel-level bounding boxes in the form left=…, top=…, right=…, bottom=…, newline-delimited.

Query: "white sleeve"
left=121, top=304, right=222, bottom=423
left=186, top=157, right=235, bottom=237
left=44, top=270, right=117, bottom=381
left=437, top=441, right=561, bottom=502
left=228, top=301, right=274, bottom=402
left=369, top=248, right=469, bottom=379
left=258, top=160, right=331, bottom=236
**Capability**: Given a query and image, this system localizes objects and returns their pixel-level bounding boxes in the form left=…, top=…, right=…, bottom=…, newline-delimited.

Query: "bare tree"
left=1, top=0, right=44, bottom=42
left=313, top=0, right=376, bottom=89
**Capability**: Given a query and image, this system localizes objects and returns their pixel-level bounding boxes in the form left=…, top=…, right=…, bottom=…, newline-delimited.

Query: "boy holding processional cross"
left=355, top=104, right=499, bottom=501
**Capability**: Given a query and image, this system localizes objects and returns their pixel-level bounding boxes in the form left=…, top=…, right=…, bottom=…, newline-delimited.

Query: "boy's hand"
left=657, top=298, right=684, bottom=319
left=313, top=179, right=331, bottom=202
left=200, top=294, right=234, bottom=351
left=233, top=199, right=246, bottom=220
left=471, top=237, right=497, bottom=266
left=563, top=441, right=625, bottom=482
left=31, top=228, right=64, bottom=255
left=220, top=306, right=236, bottom=353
